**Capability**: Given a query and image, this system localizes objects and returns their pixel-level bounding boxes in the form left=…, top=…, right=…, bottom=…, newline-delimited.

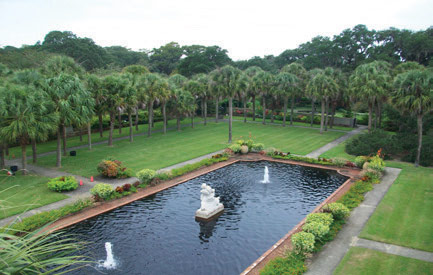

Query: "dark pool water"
left=66, top=161, right=347, bottom=275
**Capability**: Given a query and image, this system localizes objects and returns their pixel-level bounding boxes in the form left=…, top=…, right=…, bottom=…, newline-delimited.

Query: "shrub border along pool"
left=42, top=153, right=360, bottom=272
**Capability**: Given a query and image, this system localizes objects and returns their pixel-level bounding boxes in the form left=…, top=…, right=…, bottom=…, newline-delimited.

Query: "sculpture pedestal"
left=195, top=204, right=224, bottom=221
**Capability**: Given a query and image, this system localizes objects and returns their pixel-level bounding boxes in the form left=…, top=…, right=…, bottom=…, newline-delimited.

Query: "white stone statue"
left=195, top=184, right=224, bottom=220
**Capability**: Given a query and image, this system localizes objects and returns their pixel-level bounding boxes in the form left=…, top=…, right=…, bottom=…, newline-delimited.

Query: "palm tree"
left=208, top=70, right=223, bottom=123
left=349, top=61, right=392, bottom=132
left=307, top=68, right=324, bottom=127
left=281, top=63, right=308, bottom=125
left=0, top=83, right=58, bottom=174
left=392, top=69, right=433, bottom=167
left=252, top=71, right=274, bottom=125
left=120, top=73, right=139, bottom=142
left=244, top=66, right=264, bottom=121
left=86, top=74, right=106, bottom=139
left=156, top=77, right=171, bottom=134
left=306, top=71, right=339, bottom=134
left=184, top=79, right=201, bottom=128
left=235, top=73, right=249, bottom=123
left=210, top=65, right=243, bottom=143
left=168, top=74, right=188, bottom=129
left=40, top=55, right=85, bottom=78
left=101, top=74, right=128, bottom=146
left=194, top=73, right=210, bottom=125
left=275, top=72, right=299, bottom=126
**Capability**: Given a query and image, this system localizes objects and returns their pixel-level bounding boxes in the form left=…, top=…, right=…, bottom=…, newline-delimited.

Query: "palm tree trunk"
left=128, top=111, right=133, bottom=142
left=98, top=113, right=103, bottom=138
left=5, top=145, right=8, bottom=157
left=21, top=142, right=27, bottom=175
left=330, top=102, right=336, bottom=128
left=79, top=128, right=83, bottom=142
left=228, top=97, right=233, bottom=143
left=162, top=103, right=167, bottom=134
left=62, top=125, right=67, bottom=156
left=56, top=127, right=62, bottom=168
left=31, top=139, right=37, bottom=164
left=368, top=102, right=373, bottom=133
left=135, top=107, right=139, bottom=131
left=108, top=113, right=114, bottom=146
left=191, top=114, right=194, bottom=128
left=378, top=101, right=383, bottom=128
left=283, top=97, right=288, bottom=127
left=0, top=144, right=5, bottom=169
left=204, top=98, right=207, bottom=125
left=415, top=114, right=423, bottom=167
left=325, top=98, right=329, bottom=131
left=271, top=104, right=275, bottom=123
left=148, top=100, right=153, bottom=137
left=243, top=98, right=247, bottom=123
left=87, top=123, right=92, bottom=150
left=320, top=99, right=325, bottom=134
left=311, top=100, right=315, bottom=127
left=215, top=97, right=219, bottom=123
left=177, top=116, right=181, bottom=131
left=118, top=110, right=122, bottom=134
left=201, top=100, right=204, bottom=119
left=290, top=94, right=295, bottom=125
left=262, top=97, right=266, bottom=125
left=252, top=95, right=256, bottom=121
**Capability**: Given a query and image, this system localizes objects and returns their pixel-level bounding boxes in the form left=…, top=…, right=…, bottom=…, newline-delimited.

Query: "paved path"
left=305, top=126, right=367, bottom=158
left=305, top=167, right=402, bottom=275
left=352, top=237, right=433, bottom=263
left=157, top=150, right=225, bottom=173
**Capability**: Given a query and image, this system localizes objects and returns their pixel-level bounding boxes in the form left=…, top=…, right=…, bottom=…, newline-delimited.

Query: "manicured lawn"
left=36, top=121, right=345, bottom=177
left=7, top=117, right=205, bottom=158
left=232, top=115, right=353, bottom=131
left=360, top=161, right=433, bottom=252
left=334, top=247, right=433, bottom=275
left=319, top=137, right=357, bottom=161
left=0, top=173, right=68, bottom=219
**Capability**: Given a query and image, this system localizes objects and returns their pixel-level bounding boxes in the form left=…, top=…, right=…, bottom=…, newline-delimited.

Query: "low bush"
left=302, top=222, right=329, bottom=240
left=122, top=183, right=131, bottom=191
left=7, top=199, right=93, bottom=233
left=47, top=176, right=78, bottom=192
left=265, top=147, right=278, bottom=156
left=322, top=203, right=350, bottom=220
left=136, top=169, right=156, bottom=184
left=305, top=213, right=333, bottom=227
left=90, top=183, right=114, bottom=200
left=354, top=156, right=369, bottom=168
left=170, top=156, right=228, bottom=178
left=273, top=155, right=333, bottom=166
left=252, top=143, right=264, bottom=152
left=97, top=157, right=132, bottom=179
left=229, top=144, right=242, bottom=153
left=260, top=252, right=306, bottom=275
left=331, top=157, right=347, bottom=167
left=291, top=232, right=315, bottom=254
left=360, top=169, right=381, bottom=183
left=345, top=130, right=396, bottom=159
left=337, top=180, right=373, bottom=210
left=155, top=172, right=171, bottom=181
left=115, top=186, right=124, bottom=193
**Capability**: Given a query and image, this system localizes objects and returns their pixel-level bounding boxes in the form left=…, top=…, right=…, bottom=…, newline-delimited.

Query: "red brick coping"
left=45, top=153, right=360, bottom=274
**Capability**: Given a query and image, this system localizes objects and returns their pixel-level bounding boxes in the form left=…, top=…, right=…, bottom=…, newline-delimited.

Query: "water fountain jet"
left=261, top=166, right=270, bottom=183
left=99, top=242, right=117, bottom=270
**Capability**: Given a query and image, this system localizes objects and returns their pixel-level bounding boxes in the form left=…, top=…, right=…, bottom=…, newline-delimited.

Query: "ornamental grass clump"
left=322, top=203, right=350, bottom=220
left=331, top=157, right=348, bottom=167
left=302, top=221, right=330, bottom=240
left=291, top=232, right=315, bottom=254
left=305, top=213, right=333, bottom=227
left=47, top=176, right=78, bottom=192
left=90, top=183, right=114, bottom=200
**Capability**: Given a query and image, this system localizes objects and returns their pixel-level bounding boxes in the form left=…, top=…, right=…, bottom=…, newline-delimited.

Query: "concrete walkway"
left=305, top=126, right=367, bottom=158
left=305, top=167, right=402, bottom=275
left=352, top=237, right=433, bottom=263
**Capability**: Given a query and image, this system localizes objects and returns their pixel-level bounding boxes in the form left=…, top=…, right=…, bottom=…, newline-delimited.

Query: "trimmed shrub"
left=291, top=232, right=315, bottom=254
left=252, top=143, right=264, bottom=152
left=331, top=157, right=347, bottom=167
left=122, top=183, right=131, bottom=192
left=354, top=156, right=369, bottom=168
left=136, top=169, right=156, bottom=184
left=322, top=203, right=350, bottom=220
left=97, top=158, right=132, bottom=179
left=302, top=222, right=330, bottom=240
left=367, top=155, right=385, bottom=173
left=361, top=168, right=381, bottom=183
left=229, top=144, right=242, bottom=153
left=47, top=176, right=78, bottom=192
left=90, top=183, right=114, bottom=200
left=345, top=130, right=396, bottom=159
left=259, top=252, right=306, bottom=275
left=305, top=213, right=333, bottom=227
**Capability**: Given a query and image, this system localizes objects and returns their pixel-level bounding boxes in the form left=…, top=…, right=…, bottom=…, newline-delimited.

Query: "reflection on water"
left=65, top=161, right=347, bottom=275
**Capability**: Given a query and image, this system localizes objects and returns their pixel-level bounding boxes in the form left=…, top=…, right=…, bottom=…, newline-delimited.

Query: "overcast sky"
left=0, top=0, right=432, bottom=60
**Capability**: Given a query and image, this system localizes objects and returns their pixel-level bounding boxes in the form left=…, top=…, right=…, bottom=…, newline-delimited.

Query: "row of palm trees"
left=0, top=56, right=432, bottom=172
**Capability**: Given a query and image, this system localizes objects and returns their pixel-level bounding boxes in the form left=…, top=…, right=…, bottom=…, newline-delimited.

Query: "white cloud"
left=0, top=0, right=431, bottom=60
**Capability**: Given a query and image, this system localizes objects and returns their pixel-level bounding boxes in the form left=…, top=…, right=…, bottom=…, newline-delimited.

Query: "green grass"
left=232, top=115, right=353, bottom=131
left=6, top=117, right=206, bottom=158
left=360, top=161, right=433, bottom=252
left=36, top=121, right=345, bottom=177
left=0, top=173, right=68, bottom=219
left=334, top=247, right=433, bottom=275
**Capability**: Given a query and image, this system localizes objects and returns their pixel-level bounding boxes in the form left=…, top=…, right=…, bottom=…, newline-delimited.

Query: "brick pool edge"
left=45, top=153, right=360, bottom=274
